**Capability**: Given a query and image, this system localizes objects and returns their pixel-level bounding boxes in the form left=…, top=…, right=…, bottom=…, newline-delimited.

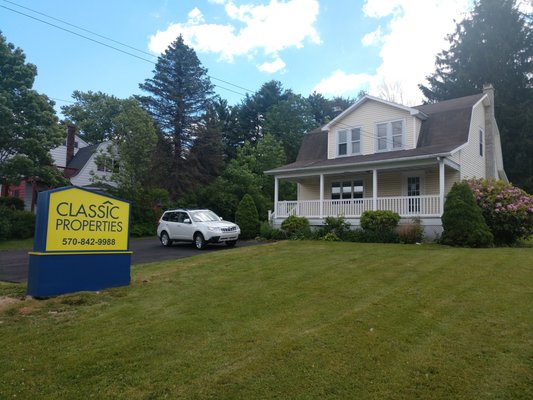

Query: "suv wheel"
left=194, top=233, right=206, bottom=250
left=160, top=231, right=172, bottom=247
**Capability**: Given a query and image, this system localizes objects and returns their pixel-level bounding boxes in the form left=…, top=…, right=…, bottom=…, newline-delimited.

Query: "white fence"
left=276, top=195, right=441, bottom=218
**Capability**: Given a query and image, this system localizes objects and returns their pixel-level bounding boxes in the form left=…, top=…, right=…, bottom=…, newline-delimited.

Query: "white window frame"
left=337, top=127, right=362, bottom=157
left=330, top=179, right=365, bottom=200
left=375, top=119, right=405, bottom=152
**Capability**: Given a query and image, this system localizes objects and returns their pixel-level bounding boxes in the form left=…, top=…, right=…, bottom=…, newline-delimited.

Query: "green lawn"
left=1, top=241, right=532, bottom=399
left=0, top=238, right=33, bottom=251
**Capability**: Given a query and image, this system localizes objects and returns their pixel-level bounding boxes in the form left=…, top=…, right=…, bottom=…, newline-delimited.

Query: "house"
left=0, top=125, right=115, bottom=212
left=265, top=84, right=507, bottom=237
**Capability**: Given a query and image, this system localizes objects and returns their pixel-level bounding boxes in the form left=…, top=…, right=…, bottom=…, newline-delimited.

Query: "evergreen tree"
left=188, top=106, right=225, bottom=185
left=419, top=0, right=533, bottom=191
left=235, top=194, right=260, bottom=240
left=0, top=31, right=65, bottom=187
left=138, top=35, right=215, bottom=198
left=441, top=181, right=493, bottom=247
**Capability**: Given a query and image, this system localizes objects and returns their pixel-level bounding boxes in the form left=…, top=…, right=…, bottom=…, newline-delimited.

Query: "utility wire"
left=1, top=0, right=157, bottom=59
left=0, top=1, right=254, bottom=95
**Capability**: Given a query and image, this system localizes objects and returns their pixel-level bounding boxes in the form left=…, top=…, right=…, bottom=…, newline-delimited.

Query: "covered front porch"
left=269, top=157, right=460, bottom=230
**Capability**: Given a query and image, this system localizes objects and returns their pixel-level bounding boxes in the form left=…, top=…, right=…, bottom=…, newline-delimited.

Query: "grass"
left=1, top=241, right=532, bottom=399
left=0, top=238, right=34, bottom=251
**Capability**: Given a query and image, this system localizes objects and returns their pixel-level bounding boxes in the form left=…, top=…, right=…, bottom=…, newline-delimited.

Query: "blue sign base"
left=27, top=253, right=131, bottom=297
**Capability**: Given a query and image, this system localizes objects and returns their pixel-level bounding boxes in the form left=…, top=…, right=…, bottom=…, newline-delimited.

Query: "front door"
left=407, top=176, right=421, bottom=213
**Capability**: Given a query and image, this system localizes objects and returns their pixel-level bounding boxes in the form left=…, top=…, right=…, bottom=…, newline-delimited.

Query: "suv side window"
left=167, top=212, right=180, bottom=223
left=177, top=211, right=189, bottom=223
left=162, top=212, right=171, bottom=221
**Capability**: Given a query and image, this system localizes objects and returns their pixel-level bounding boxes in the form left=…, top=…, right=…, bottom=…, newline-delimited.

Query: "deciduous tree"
left=0, top=32, right=65, bottom=187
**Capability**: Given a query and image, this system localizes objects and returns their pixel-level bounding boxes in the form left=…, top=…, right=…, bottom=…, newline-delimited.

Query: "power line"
left=0, top=1, right=254, bottom=96
left=1, top=0, right=157, bottom=59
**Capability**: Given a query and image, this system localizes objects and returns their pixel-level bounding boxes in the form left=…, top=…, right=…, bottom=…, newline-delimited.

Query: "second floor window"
left=376, top=120, right=404, bottom=151
left=337, top=128, right=361, bottom=156
left=96, top=159, right=119, bottom=173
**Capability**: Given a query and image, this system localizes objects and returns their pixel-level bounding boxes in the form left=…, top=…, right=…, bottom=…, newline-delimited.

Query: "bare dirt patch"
left=0, top=296, right=22, bottom=312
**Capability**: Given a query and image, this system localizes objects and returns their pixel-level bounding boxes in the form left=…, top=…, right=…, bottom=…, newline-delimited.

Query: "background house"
left=0, top=125, right=115, bottom=212
left=266, top=84, right=507, bottom=237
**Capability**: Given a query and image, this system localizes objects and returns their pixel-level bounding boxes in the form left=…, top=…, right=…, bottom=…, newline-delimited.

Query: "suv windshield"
left=190, top=210, right=220, bottom=222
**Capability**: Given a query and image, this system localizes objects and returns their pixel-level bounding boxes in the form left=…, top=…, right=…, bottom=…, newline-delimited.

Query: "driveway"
left=0, top=238, right=261, bottom=284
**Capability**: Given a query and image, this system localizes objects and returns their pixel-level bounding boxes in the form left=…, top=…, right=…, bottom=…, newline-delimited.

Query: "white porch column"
left=439, top=158, right=445, bottom=215
left=372, top=169, right=378, bottom=211
left=319, top=174, right=324, bottom=218
left=274, top=176, right=279, bottom=217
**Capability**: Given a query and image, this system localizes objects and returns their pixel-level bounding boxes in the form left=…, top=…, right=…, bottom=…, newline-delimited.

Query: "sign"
left=28, top=186, right=132, bottom=297
left=45, top=188, right=129, bottom=251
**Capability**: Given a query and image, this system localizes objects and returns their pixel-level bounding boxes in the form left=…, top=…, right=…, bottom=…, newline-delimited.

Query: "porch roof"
left=266, top=93, right=484, bottom=176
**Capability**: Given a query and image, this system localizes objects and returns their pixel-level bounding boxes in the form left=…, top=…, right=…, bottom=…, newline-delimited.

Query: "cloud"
left=314, top=0, right=470, bottom=104
left=149, top=0, right=320, bottom=72
left=313, top=70, right=373, bottom=97
left=257, top=56, right=286, bottom=73
left=361, top=26, right=384, bottom=47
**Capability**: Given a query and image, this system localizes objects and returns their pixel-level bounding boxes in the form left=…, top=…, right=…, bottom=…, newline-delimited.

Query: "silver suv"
left=157, top=209, right=240, bottom=249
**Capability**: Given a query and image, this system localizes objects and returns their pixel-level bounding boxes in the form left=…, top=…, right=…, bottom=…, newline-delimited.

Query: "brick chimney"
left=66, top=125, right=76, bottom=166
left=482, top=84, right=496, bottom=179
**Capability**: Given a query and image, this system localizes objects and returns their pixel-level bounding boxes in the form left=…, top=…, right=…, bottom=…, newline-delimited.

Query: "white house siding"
left=70, top=142, right=114, bottom=187
left=459, top=101, right=486, bottom=180
left=298, top=179, right=320, bottom=201
left=376, top=172, right=402, bottom=197
left=296, top=168, right=456, bottom=201
left=327, top=100, right=419, bottom=159
left=446, top=170, right=460, bottom=193
left=50, top=136, right=89, bottom=168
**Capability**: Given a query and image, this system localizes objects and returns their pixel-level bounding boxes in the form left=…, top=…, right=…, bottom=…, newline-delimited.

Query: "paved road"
left=0, top=238, right=261, bottom=283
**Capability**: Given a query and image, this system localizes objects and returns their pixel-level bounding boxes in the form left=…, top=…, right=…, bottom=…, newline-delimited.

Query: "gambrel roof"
left=266, top=93, right=485, bottom=174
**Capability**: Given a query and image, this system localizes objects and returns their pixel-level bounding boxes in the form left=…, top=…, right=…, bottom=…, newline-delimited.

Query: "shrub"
left=281, top=215, right=310, bottom=239
left=343, top=228, right=366, bottom=242
left=360, top=210, right=400, bottom=232
left=130, top=223, right=156, bottom=237
left=441, top=181, right=493, bottom=247
left=468, top=179, right=533, bottom=245
left=0, top=197, right=24, bottom=210
left=0, top=206, right=35, bottom=240
left=358, top=211, right=400, bottom=243
left=235, top=194, right=260, bottom=240
left=9, top=210, right=35, bottom=239
left=259, top=221, right=286, bottom=240
left=321, top=232, right=341, bottom=242
left=0, top=207, right=12, bottom=241
left=398, top=217, right=424, bottom=244
left=322, top=216, right=351, bottom=240
left=361, top=229, right=400, bottom=243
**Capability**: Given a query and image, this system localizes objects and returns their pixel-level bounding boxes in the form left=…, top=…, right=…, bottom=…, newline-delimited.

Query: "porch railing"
left=276, top=195, right=441, bottom=218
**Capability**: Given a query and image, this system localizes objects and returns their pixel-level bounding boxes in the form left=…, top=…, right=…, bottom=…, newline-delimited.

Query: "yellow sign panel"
left=46, top=188, right=130, bottom=251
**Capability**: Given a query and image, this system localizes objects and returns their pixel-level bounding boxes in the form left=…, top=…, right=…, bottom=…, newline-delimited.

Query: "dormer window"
left=337, top=128, right=361, bottom=157
left=376, top=120, right=404, bottom=151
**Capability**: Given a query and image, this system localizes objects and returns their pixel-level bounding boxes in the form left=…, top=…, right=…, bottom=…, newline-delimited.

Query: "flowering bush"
left=468, top=179, right=533, bottom=245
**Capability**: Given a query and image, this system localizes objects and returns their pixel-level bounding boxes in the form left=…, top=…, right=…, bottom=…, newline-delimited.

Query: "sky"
left=1, top=0, right=513, bottom=115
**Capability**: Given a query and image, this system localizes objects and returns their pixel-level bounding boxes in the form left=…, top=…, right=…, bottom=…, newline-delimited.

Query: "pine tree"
left=138, top=35, right=215, bottom=198
left=235, top=194, right=260, bottom=240
left=419, top=0, right=533, bottom=191
left=441, top=182, right=493, bottom=247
